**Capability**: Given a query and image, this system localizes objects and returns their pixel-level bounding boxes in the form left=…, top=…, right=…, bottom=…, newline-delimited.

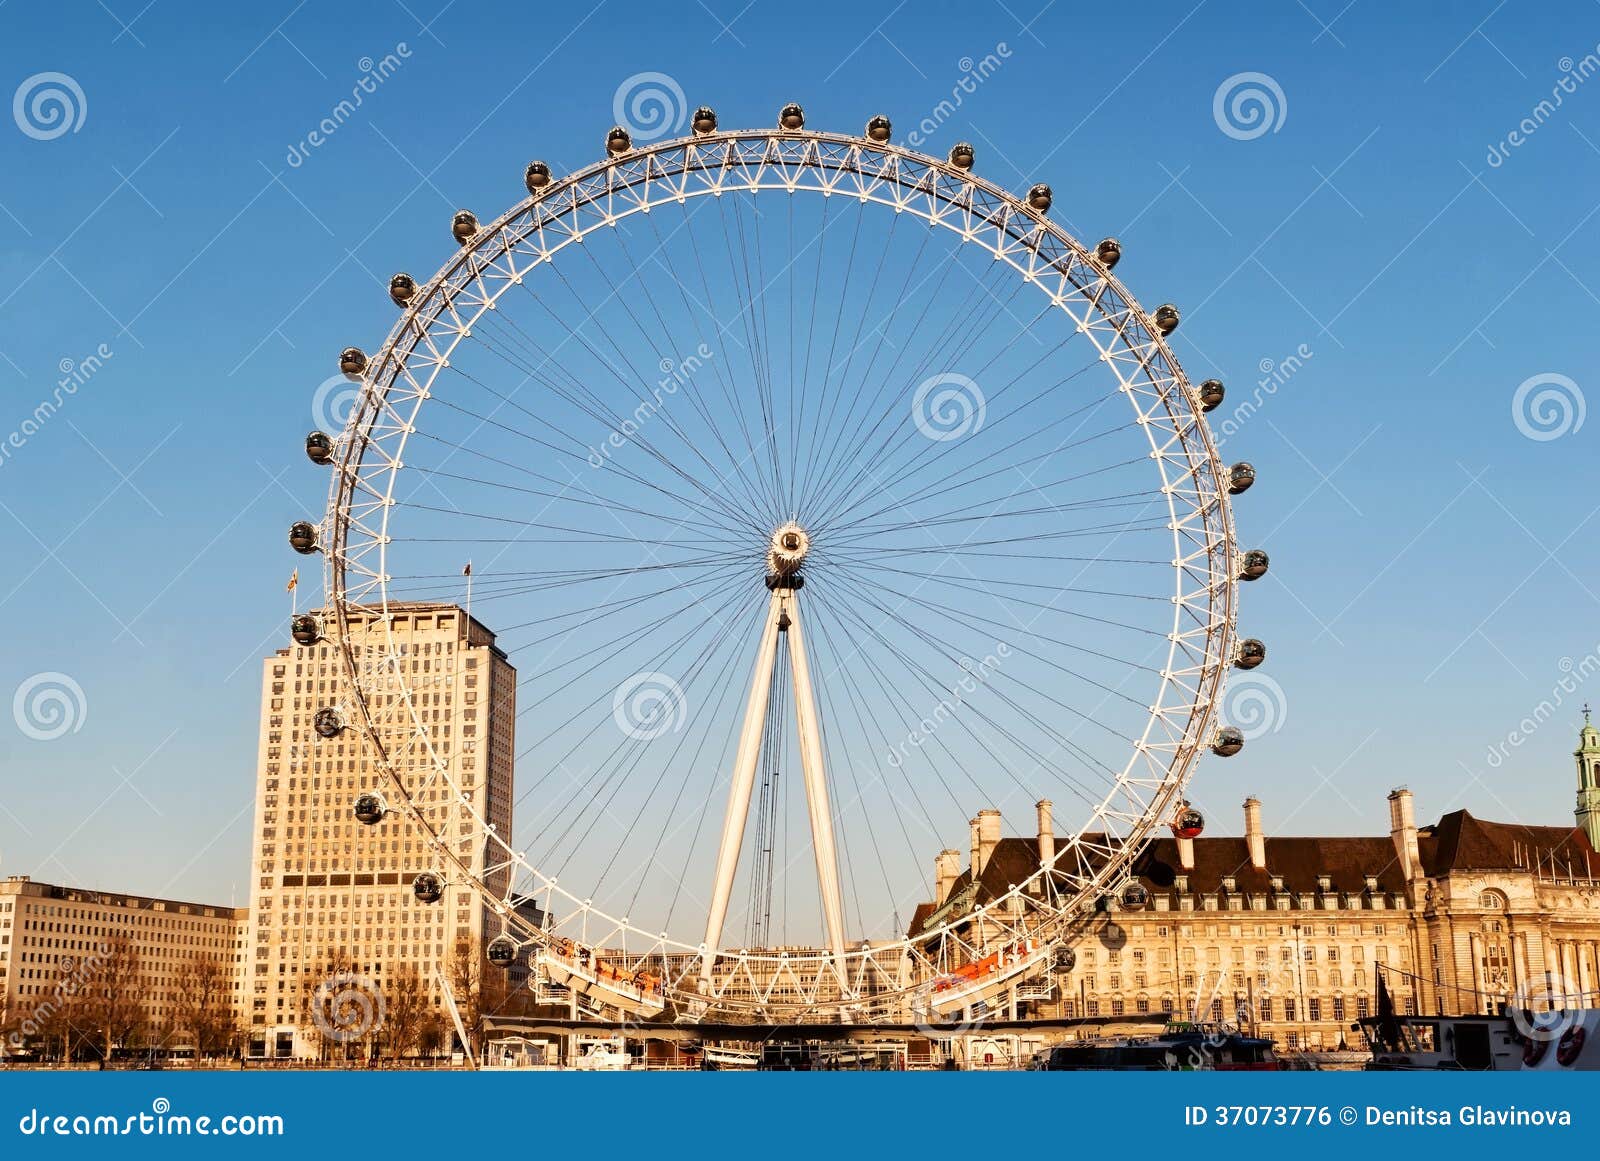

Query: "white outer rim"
left=319, top=126, right=1241, bottom=1019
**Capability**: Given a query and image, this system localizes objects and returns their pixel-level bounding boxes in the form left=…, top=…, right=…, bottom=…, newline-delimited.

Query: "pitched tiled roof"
left=1419, top=810, right=1597, bottom=877
left=919, top=809, right=1600, bottom=928
left=935, top=833, right=1404, bottom=904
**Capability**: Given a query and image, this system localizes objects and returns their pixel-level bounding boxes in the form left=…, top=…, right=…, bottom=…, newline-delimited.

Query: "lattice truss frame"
left=317, top=127, right=1241, bottom=1022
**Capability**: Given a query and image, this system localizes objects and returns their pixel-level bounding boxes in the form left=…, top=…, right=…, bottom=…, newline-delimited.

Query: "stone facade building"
left=911, top=721, right=1600, bottom=1051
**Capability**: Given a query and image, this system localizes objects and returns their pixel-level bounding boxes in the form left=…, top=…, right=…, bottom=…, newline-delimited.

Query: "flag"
left=1376, top=969, right=1401, bottom=1049
left=286, top=569, right=298, bottom=593
left=463, top=562, right=472, bottom=578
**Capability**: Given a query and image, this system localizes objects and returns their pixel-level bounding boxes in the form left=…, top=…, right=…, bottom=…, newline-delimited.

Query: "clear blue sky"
left=1, top=0, right=1598, bottom=910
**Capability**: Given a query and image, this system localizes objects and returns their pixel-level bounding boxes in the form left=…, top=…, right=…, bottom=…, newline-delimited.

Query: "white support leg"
left=699, top=589, right=786, bottom=984
left=784, top=591, right=850, bottom=979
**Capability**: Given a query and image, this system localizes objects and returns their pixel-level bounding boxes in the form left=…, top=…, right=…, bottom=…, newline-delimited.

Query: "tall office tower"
left=242, top=603, right=516, bottom=1058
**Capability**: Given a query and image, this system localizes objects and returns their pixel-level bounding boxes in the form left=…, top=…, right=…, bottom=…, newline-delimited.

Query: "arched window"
left=1479, top=890, right=1506, bottom=910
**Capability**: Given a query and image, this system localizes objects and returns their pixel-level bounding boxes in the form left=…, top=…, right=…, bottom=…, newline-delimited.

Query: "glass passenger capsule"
left=353, top=790, right=386, bottom=825
left=313, top=706, right=345, bottom=739
left=1173, top=806, right=1205, bottom=839
left=339, top=347, right=367, bottom=380
left=389, top=272, right=417, bottom=306
left=290, top=613, right=322, bottom=646
left=1212, top=726, right=1245, bottom=757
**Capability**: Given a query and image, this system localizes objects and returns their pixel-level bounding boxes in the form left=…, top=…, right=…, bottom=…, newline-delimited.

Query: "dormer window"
left=1364, top=875, right=1379, bottom=893
left=1269, top=875, right=1284, bottom=892
left=1221, top=876, right=1236, bottom=893
left=1173, top=875, right=1188, bottom=893
left=1317, top=874, right=1332, bottom=892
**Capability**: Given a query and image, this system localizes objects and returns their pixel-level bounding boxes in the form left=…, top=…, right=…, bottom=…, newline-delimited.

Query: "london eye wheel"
left=295, top=104, right=1268, bottom=1023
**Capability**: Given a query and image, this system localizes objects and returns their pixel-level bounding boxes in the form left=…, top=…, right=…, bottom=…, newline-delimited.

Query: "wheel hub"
left=767, top=521, right=810, bottom=577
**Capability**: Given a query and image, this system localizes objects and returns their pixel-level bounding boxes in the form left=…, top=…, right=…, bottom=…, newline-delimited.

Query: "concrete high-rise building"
left=243, top=603, right=516, bottom=1058
left=0, top=876, right=246, bottom=1058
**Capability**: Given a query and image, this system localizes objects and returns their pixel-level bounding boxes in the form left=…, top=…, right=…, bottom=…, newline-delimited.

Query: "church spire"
left=1575, top=713, right=1600, bottom=849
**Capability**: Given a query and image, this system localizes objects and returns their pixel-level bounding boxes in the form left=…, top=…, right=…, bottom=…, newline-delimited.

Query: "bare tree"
left=2, top=955, right=89, bottom=1062
left=83, top=936, right=144, bottom=1064
left=443, top=936, right=517, bottom=1061
left=418, top=1019, right=446, bottom=1059
left=382, top=965, right=429, bottom=1061
left=300, top=946, right=382, bottom=1062
left=173, top=954, right=235, bottom=1059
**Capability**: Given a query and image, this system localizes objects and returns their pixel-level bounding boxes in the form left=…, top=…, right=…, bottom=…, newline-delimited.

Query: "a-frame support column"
left=698, top=585, right=848, bottom=988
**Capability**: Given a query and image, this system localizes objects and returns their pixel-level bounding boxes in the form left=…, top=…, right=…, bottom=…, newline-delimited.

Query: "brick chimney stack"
left=1036, top=799, right=1055, bottom=872
left=1388, top=788, right=1420, bottom=881
left=1244, top=796, right=1266, bottom=871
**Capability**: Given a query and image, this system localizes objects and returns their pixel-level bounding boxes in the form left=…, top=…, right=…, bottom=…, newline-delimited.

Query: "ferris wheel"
left=292, top=103, right=1269, bottom=1023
